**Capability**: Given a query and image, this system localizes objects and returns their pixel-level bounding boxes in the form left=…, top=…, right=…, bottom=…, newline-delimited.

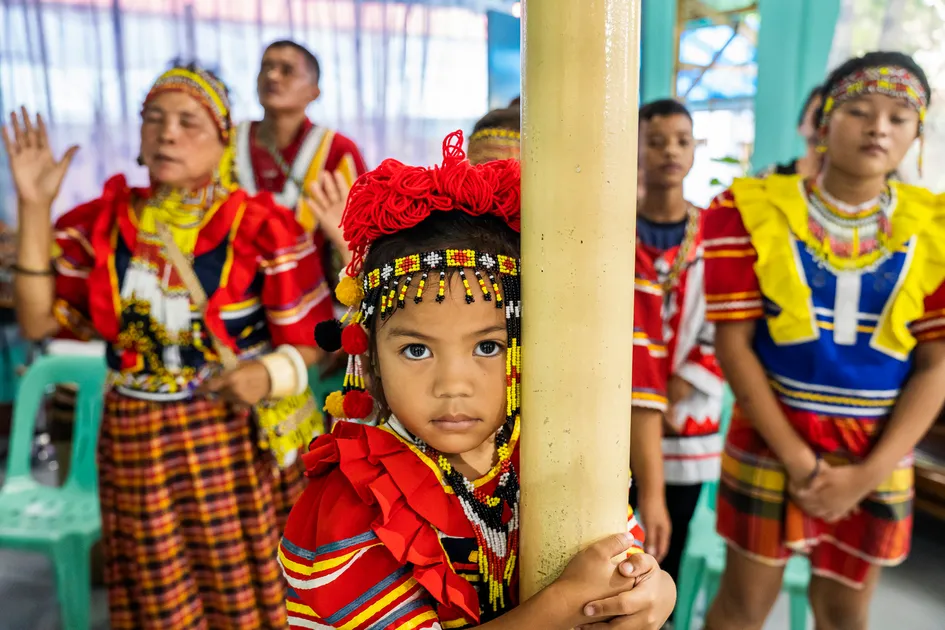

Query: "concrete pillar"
left=519, top=0, right=642, bottom=598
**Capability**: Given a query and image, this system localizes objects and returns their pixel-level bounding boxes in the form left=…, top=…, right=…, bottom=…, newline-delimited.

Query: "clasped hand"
left=556, top=533, right=675, bottom=630
left=788, top=460, right=875, bottom=524
left=198, top=360, right=271, bottom=407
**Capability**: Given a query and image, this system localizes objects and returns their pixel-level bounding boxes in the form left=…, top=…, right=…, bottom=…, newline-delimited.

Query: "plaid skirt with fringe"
left=716, top=403, right=913, bottom=589
left=99, top=390, right=306, bottom=629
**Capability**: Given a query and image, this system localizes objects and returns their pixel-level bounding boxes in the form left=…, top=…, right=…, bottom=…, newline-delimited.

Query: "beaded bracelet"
left=803, top=454, right=823, bottom=487
left=11, top=263, right=53, bottom=276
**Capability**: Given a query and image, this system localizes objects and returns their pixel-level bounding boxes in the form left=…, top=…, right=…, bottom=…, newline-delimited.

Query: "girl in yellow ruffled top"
left=701, top=51, right=945, bottom=630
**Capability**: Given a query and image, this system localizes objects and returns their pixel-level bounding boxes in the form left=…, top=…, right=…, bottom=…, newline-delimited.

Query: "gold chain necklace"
left=660, top=204, right=699, bottom=291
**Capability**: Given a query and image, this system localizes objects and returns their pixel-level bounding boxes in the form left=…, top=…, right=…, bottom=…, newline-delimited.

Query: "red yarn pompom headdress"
left=313, top=130, right=522, bottom=613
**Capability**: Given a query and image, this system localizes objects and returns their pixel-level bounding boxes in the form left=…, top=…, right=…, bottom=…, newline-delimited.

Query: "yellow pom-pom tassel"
left=335, top=275, right=365, bottom=308
left=324, top=391, right=346, bottom=418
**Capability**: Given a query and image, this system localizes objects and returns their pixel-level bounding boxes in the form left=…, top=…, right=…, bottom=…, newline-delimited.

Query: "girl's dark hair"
left=816, top=52, right=931, bottom=127
left=361, top=212, right=520, bottom=415
left=798, top=84, right=824, bottom=128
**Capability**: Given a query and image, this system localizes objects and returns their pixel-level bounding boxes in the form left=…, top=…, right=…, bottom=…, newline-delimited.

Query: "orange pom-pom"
left=341, top=324, right=370, bottom=355
left=335, top=275, right=364, bottom=308
left=343, top=390, right=374, bottom=419
left=324, top=391, right=346, bottom=418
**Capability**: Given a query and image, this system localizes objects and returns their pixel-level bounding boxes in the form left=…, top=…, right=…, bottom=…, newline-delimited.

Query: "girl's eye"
left=402, top=344, right=431, bottom=360
left=849, top=108, right=867, bottom=118
left=475, top=341, right=503, bottom=357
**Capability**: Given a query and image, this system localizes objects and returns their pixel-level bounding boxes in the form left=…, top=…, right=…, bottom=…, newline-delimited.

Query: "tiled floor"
left=1, top=454, right=943, bottom=629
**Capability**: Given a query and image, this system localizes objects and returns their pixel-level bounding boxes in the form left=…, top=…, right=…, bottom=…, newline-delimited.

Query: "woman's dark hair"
left=798, top=84, right=824, bottom=128
left=472, top=107, right=521, bottom=135
left=816, top=52, right=931, bottom=127
left=361, top=212, right=520, bottom=414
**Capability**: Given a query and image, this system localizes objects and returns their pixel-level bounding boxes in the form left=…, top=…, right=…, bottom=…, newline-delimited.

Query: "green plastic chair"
left=0, top=329, right=30, bottom=404
left=674, top=385, right=812, bottom=630
left=0, top=354, right=108, bottom=630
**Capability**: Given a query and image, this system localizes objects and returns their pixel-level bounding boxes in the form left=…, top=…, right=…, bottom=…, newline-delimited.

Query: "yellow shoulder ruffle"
left=730, top=175, right=817, bottom=345
left=874, top=182, right=945, bottom=359
left=729, top=176, right=945, bottom=359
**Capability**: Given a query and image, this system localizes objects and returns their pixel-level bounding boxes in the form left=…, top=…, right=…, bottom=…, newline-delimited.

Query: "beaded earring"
left=816, top=127, right=828, bottom=155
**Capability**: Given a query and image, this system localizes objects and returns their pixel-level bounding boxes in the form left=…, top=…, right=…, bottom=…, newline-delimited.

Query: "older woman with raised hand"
left=2, top=64, right=333, bottom=629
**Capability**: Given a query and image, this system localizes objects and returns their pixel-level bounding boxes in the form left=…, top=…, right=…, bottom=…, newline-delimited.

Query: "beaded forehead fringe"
left=316, top=249, right=521, bottom=427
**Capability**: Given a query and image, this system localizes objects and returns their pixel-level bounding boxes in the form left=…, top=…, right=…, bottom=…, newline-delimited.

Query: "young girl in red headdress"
left=279, top=132, right=678, bottom=629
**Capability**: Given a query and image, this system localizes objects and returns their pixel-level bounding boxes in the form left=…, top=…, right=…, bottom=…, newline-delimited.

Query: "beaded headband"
left=821, top=65, right=929, bottom=132
left=467, top=128, right=522, bottom=165
left=143, top=67, right=232, bottom=142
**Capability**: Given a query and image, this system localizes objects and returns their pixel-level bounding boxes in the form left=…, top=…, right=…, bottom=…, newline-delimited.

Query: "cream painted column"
left=519, top=0, right=642, bottom=599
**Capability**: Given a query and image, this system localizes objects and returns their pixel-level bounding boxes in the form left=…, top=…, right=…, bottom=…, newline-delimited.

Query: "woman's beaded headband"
left=467, top=128, right=522, bottom=164
left=143, top=67, right=232, bottom=142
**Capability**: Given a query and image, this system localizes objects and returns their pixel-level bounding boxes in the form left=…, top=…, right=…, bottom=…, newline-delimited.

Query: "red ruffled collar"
left=302, top=420, right=520, bottom=624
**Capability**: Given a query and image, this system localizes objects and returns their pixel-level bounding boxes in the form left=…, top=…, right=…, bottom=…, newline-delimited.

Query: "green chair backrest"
left=4, top=355, right=107, bottom=493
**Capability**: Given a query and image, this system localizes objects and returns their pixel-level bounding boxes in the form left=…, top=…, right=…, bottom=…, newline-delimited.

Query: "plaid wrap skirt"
left=99, top=390, right=305, bottom=629
left=716, top=403, right=913, bottom=589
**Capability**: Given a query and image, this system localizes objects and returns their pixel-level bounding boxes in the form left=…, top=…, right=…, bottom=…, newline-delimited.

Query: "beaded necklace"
left=426, top=426, right=520, bottom=614
left=384, top=412, right=521, bottom=617
left=803, top=180, right=894, bottom=271
left=146, top=182, right=225, bottom=226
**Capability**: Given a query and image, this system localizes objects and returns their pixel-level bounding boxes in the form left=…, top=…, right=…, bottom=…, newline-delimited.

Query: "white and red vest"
left=638, top=209, right=724, bottom=485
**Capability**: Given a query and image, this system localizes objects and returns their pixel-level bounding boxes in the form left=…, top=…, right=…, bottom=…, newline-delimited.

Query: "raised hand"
left=1, top=107, right=78, bottom=210
left=304, top=169, right=352, bottom=256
